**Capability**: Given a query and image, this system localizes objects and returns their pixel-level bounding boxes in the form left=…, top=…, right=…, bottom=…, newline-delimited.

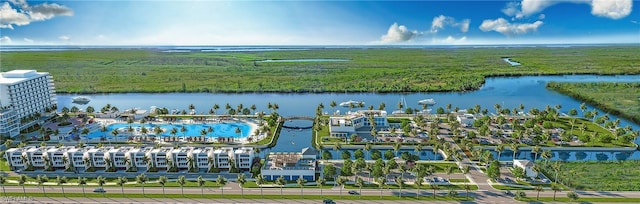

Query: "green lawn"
left=551, top=160, right=640, bottom=191
left=548, top=117, right=633, bottom=147
left=518, top=197, right=640, bottom=203
left=2, top=47, right=638, bottom=93
left=415, top=162, right=462, bottom=173
left=0, top=158, right=10, bottom=171
left=345, top=183, right=478, bottom=190
left=0, top=192, right=474, bottom=201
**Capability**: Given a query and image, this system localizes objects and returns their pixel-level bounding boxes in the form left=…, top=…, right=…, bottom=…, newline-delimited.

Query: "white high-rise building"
left=0, top=70, right=57, bottom=137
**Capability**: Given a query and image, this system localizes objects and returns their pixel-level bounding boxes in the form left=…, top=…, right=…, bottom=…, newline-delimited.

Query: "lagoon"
left=56, top=75, right=640, bottom=158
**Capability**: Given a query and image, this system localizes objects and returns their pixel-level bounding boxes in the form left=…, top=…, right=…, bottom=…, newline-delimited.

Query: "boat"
left=72, top=96, right=91, bottom=103
left=418, top=98, right=436, bottom=105
left=339, top=100, right=363, bottom=107
left=392, top=97, right=408, bottom=114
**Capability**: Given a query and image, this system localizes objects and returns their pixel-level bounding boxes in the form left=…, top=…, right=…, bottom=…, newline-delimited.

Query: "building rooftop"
left=0, top=70, right=47, bottom=85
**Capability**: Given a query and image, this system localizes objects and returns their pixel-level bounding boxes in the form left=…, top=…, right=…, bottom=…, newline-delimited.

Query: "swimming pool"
left=86, top=122, right=252, bottom=139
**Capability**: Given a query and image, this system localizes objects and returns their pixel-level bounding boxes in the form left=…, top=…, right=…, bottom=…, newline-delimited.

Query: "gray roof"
left=300, top=147, right=317, bottom=156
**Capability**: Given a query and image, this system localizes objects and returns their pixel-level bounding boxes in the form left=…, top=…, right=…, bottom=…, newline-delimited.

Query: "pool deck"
left=50, top=117, right=263, bottom=145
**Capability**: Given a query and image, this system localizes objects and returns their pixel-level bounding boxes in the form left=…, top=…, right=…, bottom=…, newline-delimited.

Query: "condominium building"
left=4, top=145, right=254, bottom=173
left=0, top=70, right=57, bottom=137
left=261, top=147, right=317, bottom=181
left=329, top=110, right=389, bottom=137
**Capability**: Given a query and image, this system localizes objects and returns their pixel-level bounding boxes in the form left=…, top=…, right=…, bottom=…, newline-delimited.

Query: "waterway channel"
left=57, top=75, right=640, bottom=161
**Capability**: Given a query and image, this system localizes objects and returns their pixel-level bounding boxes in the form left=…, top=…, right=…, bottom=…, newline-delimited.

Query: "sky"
left=0, top=0, right=639, bottom=45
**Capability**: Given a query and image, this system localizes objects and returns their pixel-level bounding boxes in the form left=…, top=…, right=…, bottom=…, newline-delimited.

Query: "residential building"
left=261, top=147, right=317, bottom=181
left=329, top=110, right=389, bottom=137
left=0, top=70, right=57, bottom=137
left=3, top=145, right=250, bottom=173
left=213, top=147, right=233, bottom=170
left=457, top=114, right=476, bottom=127
left=234, top=147, right=255, bottom=171
left=169, top=147, right=193, bottom=170
left=513, top=159, right=538, bottom=179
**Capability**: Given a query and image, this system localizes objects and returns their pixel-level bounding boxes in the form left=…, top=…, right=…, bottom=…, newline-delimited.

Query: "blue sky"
left=0, top=0, right=638, bottom=45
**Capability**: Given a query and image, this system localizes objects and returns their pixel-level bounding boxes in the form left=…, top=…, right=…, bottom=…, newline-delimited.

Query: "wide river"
left=57, top=75, right=640, bottom=161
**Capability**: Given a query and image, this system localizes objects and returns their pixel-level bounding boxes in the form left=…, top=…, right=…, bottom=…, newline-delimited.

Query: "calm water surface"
left=57, top=75, right=640, bottom=160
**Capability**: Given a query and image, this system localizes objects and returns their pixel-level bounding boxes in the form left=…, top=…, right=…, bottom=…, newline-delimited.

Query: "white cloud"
left=538, top=14, right=546, bottom=20
left=479, top=18, right=543, bottom=36
left=503, top=0, right=632, bottom=19
left=441, top=36, right=467, bottom=44
left=380, top=22, right=418, bottom=43
left=23, top=38, right=33, bottom=43
left=0, top=36, right=12, bottom=44
left=0, top=1, right=73, bottom=29
left=591, top=0, right=632, bottom=19
left=430, top=15, right=471, bottom=33
left=59, top=35, right=70, bottom=41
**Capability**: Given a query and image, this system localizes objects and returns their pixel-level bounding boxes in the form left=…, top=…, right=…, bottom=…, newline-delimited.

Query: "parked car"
left=93, top=188, right=106, bottom=193
left=504, top=190, right=513, bottom=196
left=323, top=198, right=336, bottom=204
left=348, top=190, right=359, bottom=195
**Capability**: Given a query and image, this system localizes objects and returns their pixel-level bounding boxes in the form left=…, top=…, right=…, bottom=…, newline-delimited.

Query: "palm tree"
left=535, top=185, right=544, bottom=200
left=0, top=176, right=6, bottom=197
left=18, top=174, right=28, bottom=196
left=532, top=146, right=541, bottom=161
left=463, top=183, right=472, bottom=199
left=336, top=176, right=347, bottom=198
left=97, top=175, right=106, bottom=197
left=136, top=173, right=148, bottom=197
left=415, top=176, right=423, bottom=198
left=461, top=165, right=470, bottom=184
left=431, top=183, right=439, bottom=198
left=511, top=143, right=520, bottom=160
left=445, top=166, right=454, bottom=181
left=541, top=150, right=553, bottom=163
left=297, top=177, right=306, bottom=198
left=77, top=177, right=87, bottom=197
left=495, top=144, right=504, bottom=160
left=158, top=176, right=168, bottom=198
left=56, top=176, right=68, bottom=197
left=376, top=177, right=386, bottom=198
left=552, top=184, right=561, bottom=201
left=117, top=176, right=127, bottom=197
left=355, top=177, right=364, bottom=198
left=36, top=174, right=48, bottom=197
left=365, top=143, right=372, bottom=158
left=237, top=174, right=246, bottom=198
left=216, top=175, right=227, bottom=198
left=180, top=125, right=187, bottom=138
left=276, top=175, right=286, bottom=198
left=177, top=175, right=186, bottom=197
left=197, top=176, right=206, bottom=197
left=256, top=174, right=265, bottom=198
left=317, top=177, right=326, bottom=197
left=395, top=176, right=404, bottom=198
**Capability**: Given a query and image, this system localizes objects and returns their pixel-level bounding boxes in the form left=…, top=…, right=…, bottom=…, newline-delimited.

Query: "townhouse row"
left=4, top=145, right=255, bottom=173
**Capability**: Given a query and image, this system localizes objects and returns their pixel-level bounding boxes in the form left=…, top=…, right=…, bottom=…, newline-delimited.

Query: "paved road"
left=1, top=197, right=476, bottom=204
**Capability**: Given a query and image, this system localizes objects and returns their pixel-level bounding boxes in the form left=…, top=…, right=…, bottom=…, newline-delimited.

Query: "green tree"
left=36, top=174, right=48, bottom=197
left=510, top=166, right=526, bottom=180
left=197, top=176, right=206, bottom=197
left=117, top=176, right=127, bottom=197
left=534, top=185, right=544, bottom=200
left=77, top=177, right=87, bottom=197
left=395, top=176, right=404, bottom=198
left=237, top=174, right=246, bottom=198
left=376, top=177, right=386, bottom=198
left=158, top=176, right=168, bottom=198
left=56, top=176, right=68, bottom=197
left=317, top=177, right=326, bottom=196
left=552, top=184, right=562, bottom=201
left=177, top=175, right=186, bottom=197
left=18, top=174, right=28, bottom=196
left=431, top=183, right=439, bottom=198
left=297, top=177, right=306, bottom=198
left=276, top=175, right=286, bottom=198
left=567, top=191, right=579, bottom=201
left=0, top=175, right=6, bottom=197
left=136, top=173, right=148, bottom=197
left=217, top=175, right=227, bottom=198
left=336, top=176, right=347, bottom=198
left=415, top=176, right=423, bottom=198
left=486, top=160, right=500, bottom=179
left=256, top=174, right=265, bottom=198
left=355, top=177, right=364, bottom=198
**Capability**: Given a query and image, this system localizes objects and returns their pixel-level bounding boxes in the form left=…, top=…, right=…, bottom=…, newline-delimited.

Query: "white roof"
left=0, top=70, right=46, bottom=84
left=514, top=159, right=533, bottom=167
